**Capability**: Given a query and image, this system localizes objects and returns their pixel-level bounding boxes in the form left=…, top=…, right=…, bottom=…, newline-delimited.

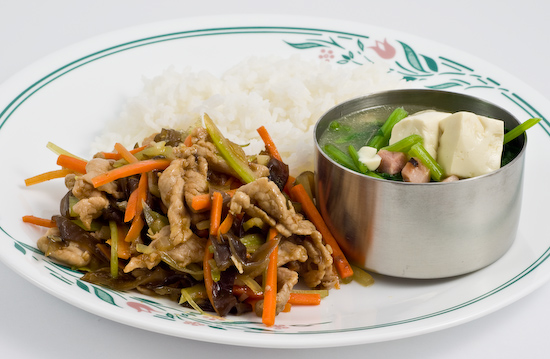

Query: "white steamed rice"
left=91, top=55, right=409, bottom=173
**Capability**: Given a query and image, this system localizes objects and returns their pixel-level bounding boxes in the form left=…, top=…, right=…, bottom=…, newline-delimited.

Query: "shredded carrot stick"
left=290, top=183, right=354, bottom=279
left=135, top=174, right=148, bottom=213
left=287, top=292, right=321, bottom=306
left=97, top=243, right=111, bottom=260
left=219, top=213, right=234, bottom=234
left=209, top=191, right=223, bottom=237
left=116, top=225, right=131, bottom=259
left=183, top=134, right=193, bottom=147
left=257, top=126, right=282, bottom=162
left=100, top=145, right=147, bottom=160
left=124, top=174, right=148, bottom=222
left=124, top=189, right=138, bottom=222
left=283, top=175, right=295, bottom=195
left=262, top=227, right=279, bottom=327
left=56, top=154, right=87, bottom=174
left=22, top=215, right=56, bottom=228
left=191, top=194, right=212, bottom=212
left=24, top=168, right=74, bottom=186
left=232, top=286, right=321, bottom=306
left=91, top=159, right=171, bottom=188
left=124, top=214, right=144, bottom=243
left=114, top=142, right=139, bottom=164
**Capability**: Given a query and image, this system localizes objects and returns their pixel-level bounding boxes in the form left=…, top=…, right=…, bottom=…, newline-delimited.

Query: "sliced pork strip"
left=158, top=158, right=193, bottom=246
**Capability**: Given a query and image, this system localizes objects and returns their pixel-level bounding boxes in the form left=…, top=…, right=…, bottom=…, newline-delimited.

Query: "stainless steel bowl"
left=314, top=89, right=526, bottom=279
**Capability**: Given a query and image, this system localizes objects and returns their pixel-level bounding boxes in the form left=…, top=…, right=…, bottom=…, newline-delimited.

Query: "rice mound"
left=91, top=55, right=409, bottom=173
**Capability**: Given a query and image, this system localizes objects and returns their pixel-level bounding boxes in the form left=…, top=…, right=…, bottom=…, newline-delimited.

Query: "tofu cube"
left=437, top=112, right=504, bottom=178
left=389, top=110, right=451, bottom=158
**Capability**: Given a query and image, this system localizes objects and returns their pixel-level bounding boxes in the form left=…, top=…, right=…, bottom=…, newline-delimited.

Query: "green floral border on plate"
left=1, top=26, right=549, bottom=335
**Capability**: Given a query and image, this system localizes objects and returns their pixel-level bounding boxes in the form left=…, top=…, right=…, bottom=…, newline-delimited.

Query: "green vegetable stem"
left=109, top=221, right=119, bottom=278
left=381, top=134, right=423, bottom=153
left=347, top=145, right=369, bottom=174
left=503, top=118, right=541, bottom=144
left=408, top=143, right=444, bottom=181
left=323, top=144, right=359, bottom=172
left=368, top=108, right=408, bottom=150
left=203, top=114, right=258, bottom=184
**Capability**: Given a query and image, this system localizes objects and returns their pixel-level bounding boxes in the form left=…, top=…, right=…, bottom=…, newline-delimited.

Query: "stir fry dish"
left=23, top=114, right=372, bottom=326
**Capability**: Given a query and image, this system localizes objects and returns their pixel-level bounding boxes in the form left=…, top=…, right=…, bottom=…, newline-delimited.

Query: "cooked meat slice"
left=72, top=195, right=109, bottom=230
left=229, top=177, right=317, bottom=238
left=71, top=158, right=121, bottom=199
left=66, top=160, right=113, bottom=230
left=37, top=227, right=91, bottom=268
left=124, top=225, right=170, bottom=272
left=249, top=162, right=270, bottom=178
left=301, top=233, right=339, bottom=289
left=174, top=130, right=270, bottom=180
left=402, top=157, right=431, bottom=183
left=124, top=225, right=206, bottom=272
left=184, top=156, right=210, bottom=212
left=189, top=211, right=210, bottom=227
left=64, top=173, right=76, bottom=191
left=158, top=158, right=192, bottom=246
left=165, top=234, right=207, bottom=268
left=188, top=125, right=209, bottom=143
left=377, top=149, right=408, bottom=175
left=277, top=240, right=307, bottom=266
left=254, top=267, right=299, bottom=316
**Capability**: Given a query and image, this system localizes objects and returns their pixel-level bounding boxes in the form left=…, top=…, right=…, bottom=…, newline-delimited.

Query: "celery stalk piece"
left=241, top=233, right=265, bottom=254
left=291, top=289, right=330, bottom=298
left=323, top=144, right=359, bottom=172
left=208, top=259, right=221, bottom=282
left=295, top=171, right=315, bottom=201
left=142, top=201, right=169, bottom=234
left=408, top=143, right=444, bottom=181
left=365, top=171, right=384, bottom=179
left=134, top=141, right=174, bottom=161
left=243, top=217, right=266, bottom=232
left=236, top=274, right=264, bottom=293
left=203, top=114, right=258, bottom=184
left=381, top=134, right=423, bottom=153
left=348, top=145, right=369, bottom=174
left=368, top=108, right=409, bottom=150
left=109, top=221, right=118, bottom=278
left=351, top=264, right=375, bottom=287
left=503, top=117, right=541, bottom=144
left=180, top=285, right=208, bottom=314
left=46, top=141, right=87, bottom=161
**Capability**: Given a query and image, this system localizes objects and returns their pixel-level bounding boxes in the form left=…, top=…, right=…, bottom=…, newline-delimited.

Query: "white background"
left=1, top=1, right=549, bottom=358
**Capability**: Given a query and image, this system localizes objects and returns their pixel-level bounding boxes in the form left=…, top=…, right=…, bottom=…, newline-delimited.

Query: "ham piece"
left=402, top=157, right=431, bottom=183
left=377, top=150, right=408, bottom=175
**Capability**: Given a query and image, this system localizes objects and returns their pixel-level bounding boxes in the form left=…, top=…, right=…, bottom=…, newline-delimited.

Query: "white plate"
left=1, top=15, right=549, bottom=348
